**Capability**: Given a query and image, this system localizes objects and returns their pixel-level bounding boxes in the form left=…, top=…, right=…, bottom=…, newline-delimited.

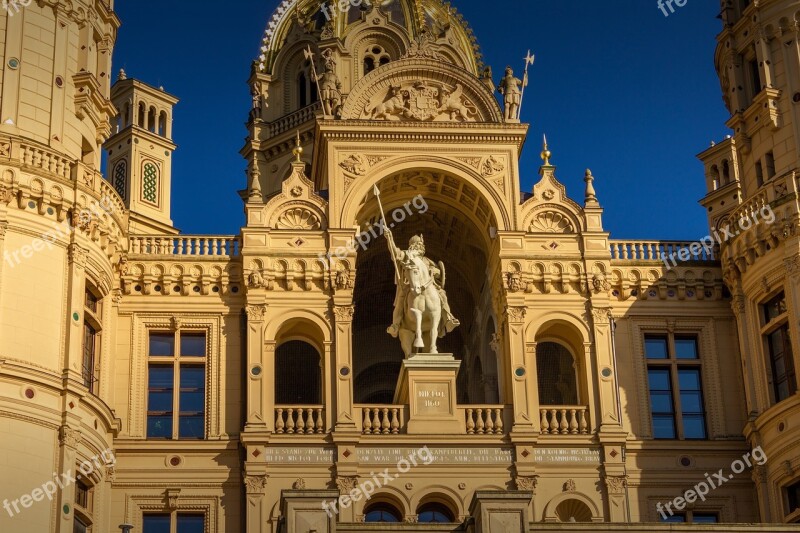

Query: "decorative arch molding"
left=522, top=205, right=581, bottom=235
left=541, top=491, right=602, bottom=523
left=340, top=157, right=510, bottom=233
left=525, top=312, right=591, bottom=345
left=520, top=169, right=584, bottom=228
left=340, top=58, right=503, bottom=123
left=264, top=310, right=332, bottom=345
left=409, top=484, right=465, bottom=520
left=264, top=163, right=328, bottom=231
left=359, top=486, right=411, bottom=518
left=343, top=11, right=410, bottom=78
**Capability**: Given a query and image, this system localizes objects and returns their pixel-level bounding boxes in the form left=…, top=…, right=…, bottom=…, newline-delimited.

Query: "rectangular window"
left=645, top=332, right=707, bottom=440
left=73, top=517, right=89, bottom=533
left=749, top=58, right=762, bottom=100
left=756, top=160, right=764, bottom=187
left=73, top=479, right=93, bottom=533
left=766, top=151, right=776, bottom=179
left=692, top=513, right=719, bottom=523
left=788, top=480, right=800, bottom=516
left=81, top=287, right=102, bottom=393
left=648, top=368, right=676, bottom=439
left=147, top=330, right=207, bottom=440
left=143, top=513, right=205, bottom=533
left=762, top=292, right=797, bottom=404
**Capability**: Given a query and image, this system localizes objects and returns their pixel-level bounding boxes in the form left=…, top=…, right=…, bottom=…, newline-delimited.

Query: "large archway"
left=351, top=169, right=499, bottom=403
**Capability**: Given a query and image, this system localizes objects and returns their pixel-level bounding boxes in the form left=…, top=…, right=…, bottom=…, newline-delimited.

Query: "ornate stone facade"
left=0, top=1, right=796, bottom=532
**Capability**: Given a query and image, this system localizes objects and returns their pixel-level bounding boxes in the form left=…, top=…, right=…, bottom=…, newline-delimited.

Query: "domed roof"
left=256, top=0, right=483, bottom=75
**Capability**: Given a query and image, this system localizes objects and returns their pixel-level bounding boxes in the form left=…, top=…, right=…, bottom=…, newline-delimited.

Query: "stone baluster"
left=372, top=408, right=380, bottom=435
left=466, top=408, right=475, bottom=434
left=476, top=408, right=485, bottom=434
left=315, top=408, right=324, bottom=433
left=495, top=408, right=504, bottom=434
left=559, top=409, right=568, bottom=434
left=390, top=408, right=399, bottom=434
left=540, top=410, right=549, bottom=434
left=485, top=409, right=495, bottom=433
left=579, top=410, right=588, bottom=434
left=275, top=408, right=284, bottom=434
left=381, top=408, right=390, bottom=434
left=362, top=408, right=372, bottom=434
left=285, top=408, right=295, bottom=434
left=569, top=409, right=578, bottom=434
left=295, top=408, right=305, bottom=433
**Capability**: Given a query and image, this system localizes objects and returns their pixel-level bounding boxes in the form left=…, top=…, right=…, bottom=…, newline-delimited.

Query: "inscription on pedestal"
left=414, top=382, right=452, bottom=416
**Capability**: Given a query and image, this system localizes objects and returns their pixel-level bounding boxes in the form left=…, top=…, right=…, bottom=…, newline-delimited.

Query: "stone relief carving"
left=515, top=475, right=538, bottom=491
left=363, top=81, right=477, bottom=122
left=336, top=476, right=358, bottom=494
left=246, top=305, right=267, bottom=321
left=333, top=305, right=355, bottom=322
left=244, top=474, right=267, bottom=494
left=563, top=478, right=577, bottom=492
left=275, top=207, right=322, bottom=230
left=604, top=475, right=627, bottom=495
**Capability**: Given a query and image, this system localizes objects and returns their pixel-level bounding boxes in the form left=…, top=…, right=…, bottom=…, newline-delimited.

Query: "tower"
left=699, top=0, right=800, bottom=523
left=104, top=72, right=179, bottom=234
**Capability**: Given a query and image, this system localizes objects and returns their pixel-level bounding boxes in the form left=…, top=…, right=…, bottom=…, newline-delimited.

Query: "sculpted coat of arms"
left=364, top=80, right=478, bottom=122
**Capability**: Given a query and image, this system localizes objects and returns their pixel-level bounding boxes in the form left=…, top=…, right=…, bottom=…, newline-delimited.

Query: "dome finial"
left=292, top=130, right=303, bottom=163
left=540, top=134, right=552, bottom=165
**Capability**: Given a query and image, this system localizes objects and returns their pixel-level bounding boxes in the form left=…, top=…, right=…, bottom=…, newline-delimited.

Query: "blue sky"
left=112, top=0, right=729, bottom=239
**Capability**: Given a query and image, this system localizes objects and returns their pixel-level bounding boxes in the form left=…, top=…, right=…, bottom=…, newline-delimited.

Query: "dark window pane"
left=180, top=366, right=205, bottom=389
left=177, top=513, right=205, bottom=533
left=180, top=391, right=204, bottom=413
left=536, top=342, right=578, bottom=405
left=661, top=513, right=686, bottom=522
left=84, top=290, right=98, bottom=313
left=683, top=415, right=707, bottom=439
left=788, top=481, right=800, bottom=513
left=149, top=366, right=174, bottom=389
left=180, top=333, right=206, bottom=357
left=149, top=333, right=174, bottom=356
left=645, top=336, right=668, bottom=359
left=364, top=504, right=402, bottom=523
left=148, top=391, right=173, bottom=412
left=75, top=481, right=89, bottom=508
left=652, top=415, right=676, bottom=439
left=648, top=369, right=671, bottom=391
left=147, top=416, right=172, bottom=438
left=680, top=391, right=704, bottom=413
left=73, top=517, right=89, bottom=533
left=82, top=323, right=96, bottom=391
left=650, top=391, right=674, bottom=413
left=675, top=337, right=698, bottom=359
left=764, top=292, right=787, bottom=323
left=143, top=514, right=171, bottom=533
left=179, top=415, right=205, bottom=439
left=275, top=341, right=322, bottom=404
left=179, top=367, right=205, bottom=439
left=692, top=513, right=718, bottom=523
left=678, top=369, right=702, bottom=390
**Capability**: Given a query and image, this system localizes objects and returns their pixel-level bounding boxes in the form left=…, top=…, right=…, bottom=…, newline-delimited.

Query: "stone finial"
left=117, top=69, right=127, bottom=81
left=540, top=134, right=552, bottom=166
left=292, top=130, right=303, bottom=163
left=584, top=168, right=597, bottom=204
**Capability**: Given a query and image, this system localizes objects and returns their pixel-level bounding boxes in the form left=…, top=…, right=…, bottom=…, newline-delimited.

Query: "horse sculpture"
left=397, top=253, right=443, bottom=356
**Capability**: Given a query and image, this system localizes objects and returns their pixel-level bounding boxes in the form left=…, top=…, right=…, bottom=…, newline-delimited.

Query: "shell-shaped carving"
left=211, top=266, right=223, bottom=277
left=555, top=499, right=593, bottom=522
left=170, top=265, right=184, bottom=277
left=529, top=211, right=574, bottom=234
left=276, top=208, right=321, bottom=230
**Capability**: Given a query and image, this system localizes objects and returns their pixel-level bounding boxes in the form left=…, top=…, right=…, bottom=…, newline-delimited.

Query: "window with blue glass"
left=660, top=511, right=717, bottom=523
left=147, top=330, right=207, bottom=439
left=364, top=503, right=402, bottom=522
left=417, top=502, right=455, bottom=523
left=645, top=333, right=707, bottom=440
left=143, top=513, right=205, bottom=533
left=761, top=292, right=797, bottom=405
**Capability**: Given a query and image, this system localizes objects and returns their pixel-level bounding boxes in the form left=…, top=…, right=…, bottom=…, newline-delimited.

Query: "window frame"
left=146, top=329, right=208, bottom=440
left=142, top=511, right=206, bottom=533
left=760, top=291, right=797, bottom=405
left=73, top=478, right=94, bottom=533
left=644, top=332, right=708, bottom=440
left=82, top=285, right=103, bottom=393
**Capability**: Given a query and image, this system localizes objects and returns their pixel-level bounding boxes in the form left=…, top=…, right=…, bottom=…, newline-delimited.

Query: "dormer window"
left=364, top=45, right=391, bottom=75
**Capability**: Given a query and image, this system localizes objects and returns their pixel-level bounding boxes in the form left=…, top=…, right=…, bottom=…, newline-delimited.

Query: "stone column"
left=729, top=286, right=763, bottom=415
left=332, top=304, right=358, bottom=432
left=468, top=491, right=533, bottom=533
left=54, top=425, right=81, bottom=533
left=245, top=304, right=268, bottom=430
left=506, top=306, right=536, bottom=433
left=244, top=473, right=268, bottom=533
left=280, top=490, right=339, bottom=533
left=64, top=244, right=88, bottom=385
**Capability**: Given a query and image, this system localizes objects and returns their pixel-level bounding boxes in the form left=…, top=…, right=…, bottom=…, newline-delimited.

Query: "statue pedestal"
left=393, top=353, right=463, bottom=434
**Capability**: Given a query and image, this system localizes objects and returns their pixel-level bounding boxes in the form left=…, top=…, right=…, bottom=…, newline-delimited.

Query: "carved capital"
left=333, top=305, right=355, bottom=322
left=243, top=474, right=267, bottom=494
left=591, top=307, right=612, bottom=325
left=165, top=489, right=181, bottom=511
left=336, top=476, right=358, bottom=494
left=505, top=306, right=526, bottom=323
left=515, top=475, right=538, bottom=491
left=604, top=475, right=627, bottom=495
left=246, top=305, right=267, bottom=321
left=68, top=244, right=88, bottom=269
left=58, top=425, right=81, bottom=448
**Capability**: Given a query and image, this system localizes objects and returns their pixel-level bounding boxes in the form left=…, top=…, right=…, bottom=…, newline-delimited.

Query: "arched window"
left=122, top=102, right=131, bottom=127
left=536, top=342, right=578, bottom=405
left=364, top=45, right=391, bottom=75
left=709, top=165, right=720, bottom=190
left=364, top=502, right=402, bottom=523
left=142, top=161, right=159, bottom=204
left=158, top=111, right=168, bottom=137
left=722, top=159, right=731, bottom=185
left=148, top=106, right=157, bottom=133
left=112, top=159, right=127, bottom=200
left=297, top=60, right=318, bottom=108
left=137, top=102, right=146, bottom=127
left=555, top=499, right=593, bottom=522
left=275, top=340, right=321, bottom=404
left=417, top=502, right=455, bottom=523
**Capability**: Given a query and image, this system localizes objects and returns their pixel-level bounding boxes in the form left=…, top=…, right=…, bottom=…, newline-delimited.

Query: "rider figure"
left=384, top=229, right=460, bottom=338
